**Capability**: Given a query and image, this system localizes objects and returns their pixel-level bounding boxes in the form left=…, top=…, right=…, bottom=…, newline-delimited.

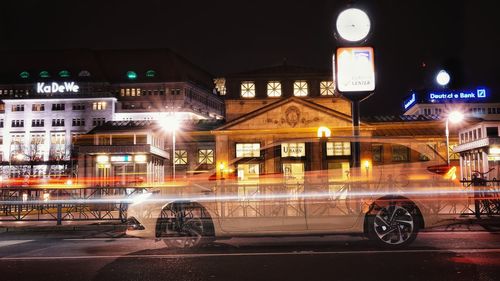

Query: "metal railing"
left=0, top=186, right=146, bottom=224
left=461, top=177, right=500, bottom=218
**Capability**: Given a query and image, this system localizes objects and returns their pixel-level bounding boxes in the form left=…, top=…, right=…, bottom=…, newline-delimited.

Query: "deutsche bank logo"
left=477, top=89, right=486, bottom=98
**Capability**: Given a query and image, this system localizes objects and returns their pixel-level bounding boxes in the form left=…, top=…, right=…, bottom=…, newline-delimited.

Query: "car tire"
left=367, top=198, right=421, bottom=248
left=157, top=203, right=214, bottom=249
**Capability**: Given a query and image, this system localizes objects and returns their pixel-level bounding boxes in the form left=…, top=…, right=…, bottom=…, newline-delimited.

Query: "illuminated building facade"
left=454, top=120, right=500, bottom=180
left=0, top=49, right=224, bottom=179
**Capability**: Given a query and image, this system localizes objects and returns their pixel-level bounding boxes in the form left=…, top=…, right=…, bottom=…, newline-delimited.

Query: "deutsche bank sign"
left=36, top=82, right=80, bottom=94
left=428, top=88, right=488, bottom=101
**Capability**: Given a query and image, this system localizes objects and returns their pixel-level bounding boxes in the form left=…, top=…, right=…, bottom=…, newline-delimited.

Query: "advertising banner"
left=336, top=47, right=375, bottom=92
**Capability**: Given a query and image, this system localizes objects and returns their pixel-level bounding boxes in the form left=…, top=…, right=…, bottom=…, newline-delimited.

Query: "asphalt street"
left=0, top=228, right=499, bottom=281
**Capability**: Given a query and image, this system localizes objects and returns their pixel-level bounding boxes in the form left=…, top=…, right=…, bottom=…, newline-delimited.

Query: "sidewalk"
left=0, top=220, right=126, bottom=234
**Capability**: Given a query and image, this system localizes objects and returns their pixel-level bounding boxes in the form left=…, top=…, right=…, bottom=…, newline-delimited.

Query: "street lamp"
left=436, top=70, right=450, bottom=87
left=160, top=116, right=180, bottom=180
left=445, top=111, right=464, bottom=166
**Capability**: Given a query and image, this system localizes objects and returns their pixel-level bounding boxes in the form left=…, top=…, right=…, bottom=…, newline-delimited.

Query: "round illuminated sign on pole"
left=335, top=8, right=371, bottom=43
left=436, top=70, right=450, bottom=87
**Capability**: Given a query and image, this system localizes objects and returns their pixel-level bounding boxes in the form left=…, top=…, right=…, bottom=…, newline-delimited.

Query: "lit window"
left=326, top=142, right=351, bottom=156
left=320, top=81, right=335, bottom=96
left=20, top=71, right=30, bottom=79
left=174, top=150, right=188, bottom=165
left=241, top=82, right=256, bottom=98
left=198, top=149, right=214, bottom=164
left=39, top=71, right=50, bottom=78
left=293, top=81, right=308, bottom=97
left=236, top=143, right=260, bottom=157
left=126, top=71, right=137, bottom=80
left=392, top=145, right=409, bottom=162
left=281, top=143, right=305, bottom=157
left=214, top=78, right=226, bottom=95
left=93, top=102, right=107, bottom=110
left=267, top=81, right=282, bottom=97
left=146, top=70, right=156, bottom=78
left=59, top=70, right=70, bottom=78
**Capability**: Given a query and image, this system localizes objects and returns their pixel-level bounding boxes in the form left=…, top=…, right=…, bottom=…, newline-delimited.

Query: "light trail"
left=0, top=188, right=498, bottom=205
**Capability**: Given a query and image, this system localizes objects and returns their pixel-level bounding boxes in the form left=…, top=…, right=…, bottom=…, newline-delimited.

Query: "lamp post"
left=445, top=111, right=464, bottom=166
left=334, top=7, right=374, bottom=168
left=160, top=116, right=180, bottom=180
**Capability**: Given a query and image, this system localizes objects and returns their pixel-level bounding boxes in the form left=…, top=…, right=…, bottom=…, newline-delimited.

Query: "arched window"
left=19, top=71, right=30, bottom=79
left=78, top=70, right=91, bottom=77
left=145, top=70, right=156, bottom=78
left=59, top=70, right=70, bottom=78
left=39, top=71, right=50, bottom=78
left=127, top=71, right=137, bottom=80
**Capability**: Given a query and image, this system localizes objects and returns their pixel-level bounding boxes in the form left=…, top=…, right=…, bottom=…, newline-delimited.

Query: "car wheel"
left=367, top=199, right=420, bottom=247
left=157, top=203, right=214, bottom=248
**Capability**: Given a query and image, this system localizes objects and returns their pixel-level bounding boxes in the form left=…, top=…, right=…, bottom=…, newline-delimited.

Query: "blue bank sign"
left=428, top=88, right=488, bottom=101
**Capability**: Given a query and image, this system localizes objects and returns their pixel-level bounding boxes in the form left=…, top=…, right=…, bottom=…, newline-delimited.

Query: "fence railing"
left=0, top=186, right=146, bottom=224
left=461, top=178, right=500, bottom=218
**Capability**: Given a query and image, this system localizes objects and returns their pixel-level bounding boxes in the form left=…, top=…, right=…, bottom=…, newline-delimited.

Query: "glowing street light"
left=160, top=116, right=180, bottom=180
left=317, top=126, right=332, bottom=138
left=436, top=70, right=450, bottom=87
left=445, top=110, right=464, bottom=165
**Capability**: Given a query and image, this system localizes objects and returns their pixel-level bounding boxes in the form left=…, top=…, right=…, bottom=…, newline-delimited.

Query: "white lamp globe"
left=436, top=70, right=450, bottom=86
left=448, top=111, right=464, bottom=124
left=335, top=8, right=371, bottom=42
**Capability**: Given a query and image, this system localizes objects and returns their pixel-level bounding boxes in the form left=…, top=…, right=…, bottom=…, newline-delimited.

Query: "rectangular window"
left=240, top=82, right=256, bottom=98
left=31, top=119, right=45, bottom=127
left=51, top=104, right=65, bottom=111
left=237, top=163, right=260, bottom=181
left=487, top=127, right=498, bottom=137
left=92, top=102, right=107, bottom=110
left=392, top=145, right=410, bottom=162
left=11, top=120, right=24, bottom=127
left=267, top=81, right=282, bottom=97
left=174, top=150, right=188, bottom=165
left=198, top=149, right=214, bottom=164
left=326, top=142, right=351, bottom=156
left=92, top=118, right=106, bottom=126
left=0, top=119, right=3, bottom=128
left=52, top=119, right=65, bottom=127
left=281, top=143, right=306, bottom=157
left=72, top=103, right=85, bottom=110
left=372, top=144, right=383, bottom=162
left=72, top=118, right=85, bottom=126
left=320, top=81, right=335, bottom=96
left=50, top=133, right=66, bottom=160
left=478, top=128, right=482, bottom=139
left=11, top=104, right=24, bottom=112
left=293, top=80, right=308, bottom=97
left=32, top=104, right=45, bottom=111
left=236, top=143, right=260, bottom=157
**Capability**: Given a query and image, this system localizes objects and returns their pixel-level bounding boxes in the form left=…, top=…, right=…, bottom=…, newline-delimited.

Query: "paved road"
left=0, top=231, right=499, bottom=281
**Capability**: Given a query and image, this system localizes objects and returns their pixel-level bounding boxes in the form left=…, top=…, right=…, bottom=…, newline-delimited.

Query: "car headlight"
left=126, top=216, right=145, bottom=231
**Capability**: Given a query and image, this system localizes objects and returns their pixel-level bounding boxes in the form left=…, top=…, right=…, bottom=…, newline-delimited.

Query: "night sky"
left=1, top=0, right=499, bottom=116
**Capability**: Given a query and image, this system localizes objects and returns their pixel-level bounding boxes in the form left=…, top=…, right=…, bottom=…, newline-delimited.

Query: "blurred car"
left=126, top=138, right=472, bottom=248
